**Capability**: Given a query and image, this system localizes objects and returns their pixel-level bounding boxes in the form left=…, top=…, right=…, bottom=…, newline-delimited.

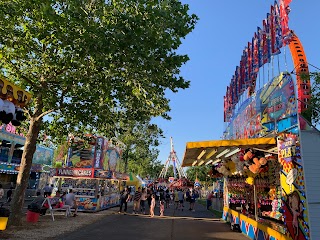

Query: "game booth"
left=182, top=71, right=320, bottom=240
left=181, top=1, right=320, bottom=239
left=54, top=135, right=128, bottom=212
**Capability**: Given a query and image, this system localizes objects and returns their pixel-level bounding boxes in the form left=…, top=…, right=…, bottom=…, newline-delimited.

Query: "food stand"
left=54, top=135, right=127, bottom=212
left=182, top=71, right=320, bottom=240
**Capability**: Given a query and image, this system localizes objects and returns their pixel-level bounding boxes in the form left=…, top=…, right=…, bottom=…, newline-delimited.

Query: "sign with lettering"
left=94, top=137, right=105, bottom=169
left=224, top=73, right=297, bottom=140
left=56, top=168, right=94, bottom=178
left=277, top=133, right=297, bottom=168
left=0, top=123, right=25, bottom=137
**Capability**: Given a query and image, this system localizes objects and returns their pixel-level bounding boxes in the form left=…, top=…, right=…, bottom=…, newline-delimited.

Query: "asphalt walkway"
left=59, top=201, right=250, bottom=240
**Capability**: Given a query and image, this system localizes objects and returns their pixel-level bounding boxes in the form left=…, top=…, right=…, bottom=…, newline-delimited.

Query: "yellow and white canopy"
left=182, top=138, right=277, bottom=167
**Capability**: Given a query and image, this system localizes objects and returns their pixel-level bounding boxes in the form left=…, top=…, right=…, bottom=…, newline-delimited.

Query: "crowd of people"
left=119, top=186, right=200, bottom=217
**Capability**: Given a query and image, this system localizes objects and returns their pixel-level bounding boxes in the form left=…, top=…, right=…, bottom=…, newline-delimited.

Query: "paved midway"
left=59, top=201, right=249, bottom=240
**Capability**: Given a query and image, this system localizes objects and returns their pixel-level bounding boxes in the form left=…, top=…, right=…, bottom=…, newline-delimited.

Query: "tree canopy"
left=0, top=0, right=198, bottom=225
left=303, top=72, right=320, bottom=126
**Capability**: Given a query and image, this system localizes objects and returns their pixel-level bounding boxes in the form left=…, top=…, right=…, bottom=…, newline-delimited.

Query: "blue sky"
left=154, top=0, right=320, bottom=167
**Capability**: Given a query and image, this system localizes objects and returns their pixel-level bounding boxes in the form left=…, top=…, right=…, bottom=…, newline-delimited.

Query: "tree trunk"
left=123, top=149, right=128, bottom=173
left=8, top=117, right=42, bottom=226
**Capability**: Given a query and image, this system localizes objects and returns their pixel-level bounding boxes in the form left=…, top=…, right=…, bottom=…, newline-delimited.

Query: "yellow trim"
left=187, top=138, right=276, bottom=149
left=224, top=207, right=291, bottom=240
left=0, top=76, right=32, bottom=107
left=182, top=138, right=276, bottom=167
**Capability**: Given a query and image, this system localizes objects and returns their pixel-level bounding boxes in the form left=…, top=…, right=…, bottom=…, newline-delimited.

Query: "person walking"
left=189, top=189, right=196, bottom=212
left=147, top=188, right=152, bottom=209
left=150, top=194, right=156, bottom=217
left=206, top=191, right=214, bottom=210
left=132, top=187, right=142, bottom=214
left=140, top=188, right=147, bottom=214
left=119, top=187, right=130, bottom=213
left=165, top=189, right=170, bottom=209
left=159, top=200, right=164, bottom=216
left=174, top=189, right=179, bottom=210
left=177, top=189, right=184, bottom=211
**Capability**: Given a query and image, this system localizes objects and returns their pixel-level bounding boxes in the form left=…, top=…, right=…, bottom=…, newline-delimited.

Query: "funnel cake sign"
left=56, top=168, right=94, bottom=178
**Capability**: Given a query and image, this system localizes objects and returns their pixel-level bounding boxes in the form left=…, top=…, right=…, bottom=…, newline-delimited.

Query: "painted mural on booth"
left=224, top=72, right=297, bottom=140
left=278, top=132, right=310, bottom=240
left=223, top=72, right=310, bottom=240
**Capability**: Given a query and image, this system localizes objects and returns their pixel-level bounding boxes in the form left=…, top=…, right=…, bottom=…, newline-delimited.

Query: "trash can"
left=26, top=210, right=40, bottom=223
left=26, top=203, right=40, bottom=223
left=0, top=207, right=10, bottom=230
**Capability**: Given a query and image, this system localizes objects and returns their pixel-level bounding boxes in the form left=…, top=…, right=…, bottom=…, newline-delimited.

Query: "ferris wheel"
left=159, top=137, right=187, bottom=179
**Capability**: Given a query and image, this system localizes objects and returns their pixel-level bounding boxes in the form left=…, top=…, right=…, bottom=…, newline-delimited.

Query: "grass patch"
left=197, top=199, right=223, bottom=218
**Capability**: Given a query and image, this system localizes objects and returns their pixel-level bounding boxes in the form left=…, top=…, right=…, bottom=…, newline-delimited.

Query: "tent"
left=125, top=172, right=141, bottom=189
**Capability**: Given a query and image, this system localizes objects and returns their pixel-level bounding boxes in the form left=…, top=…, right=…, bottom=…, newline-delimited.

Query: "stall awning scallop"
left=182, top=138, right=277, bottom=167
left=0, top=77, right=32, bottom=107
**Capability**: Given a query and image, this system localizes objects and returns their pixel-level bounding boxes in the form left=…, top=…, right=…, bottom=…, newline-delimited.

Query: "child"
left=150, top=194, right=156, bottom=217
left=159, top=200, right=164, bottom=216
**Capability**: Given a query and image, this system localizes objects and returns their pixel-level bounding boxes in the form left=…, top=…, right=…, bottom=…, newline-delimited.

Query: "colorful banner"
left=55, top=168, right=94, bottom=178
left=105, top=148, right=120, bottom=172
left=224, top=72, right=310, bottom=239
left=224, top=1, right=294, bottom=121
left=278, top=132, right=310, bottom=240
left=93, top=137, right=105, bottom=169
left=66, top=142, right=95, bottom=168
left=76, top=197, right=98, bottom=211
left=0, top=162, right=51, bottom=173
left=224, top=72, right=296, bottom=140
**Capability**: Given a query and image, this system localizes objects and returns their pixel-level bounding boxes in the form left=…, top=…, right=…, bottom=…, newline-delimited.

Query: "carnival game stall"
left=181, top=0, right=320, bottom=239
left=181, top=71, right=319, bottom=239
left=54, top=135, right=127, bottom=212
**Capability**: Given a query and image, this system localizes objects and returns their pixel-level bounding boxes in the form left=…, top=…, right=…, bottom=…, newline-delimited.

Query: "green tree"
left=185, top=165, right=211, bottom=182
left=116, top=120, right=164, bottom=178
left=0, top=0, right=197, bottom=225
left=302, top=72, right=320, bottom=126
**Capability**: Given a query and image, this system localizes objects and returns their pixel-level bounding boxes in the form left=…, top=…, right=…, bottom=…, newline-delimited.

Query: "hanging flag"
left=231, top=75, right=238, bottom=105
left=223, top=95, right=227, bottom=122
left=262, top=19, right=270, bottom=64
left=240, top=58, right=245, bottom=90
left=235, top=66, right=242, bottom=95
left=266, top=13, right=272, bottom=62
left=279, top=0, right=292, bottom=45
left=247, top=42, right=252, bottom=85
left=243, top=48, right=250, bottom=88
left=273, top=1, right=282, bottom=54
left=257, top=27, right=263, bottom=67
left=270, top=5, right=279, bottom=55
left=252, top=33, right=259, bottom=73
left=280, top=0, right=292, bottom=6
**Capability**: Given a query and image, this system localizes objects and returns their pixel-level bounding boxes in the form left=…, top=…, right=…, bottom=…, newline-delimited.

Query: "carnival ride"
left=159, top=137, right=187, bottom=180
left=181, top=1, right=320, bottom=240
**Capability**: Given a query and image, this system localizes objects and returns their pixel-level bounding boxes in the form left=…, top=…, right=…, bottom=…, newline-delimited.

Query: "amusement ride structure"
left=181, top=1, right=320, bottom=239
left=159, top=137, right=186, bottom=179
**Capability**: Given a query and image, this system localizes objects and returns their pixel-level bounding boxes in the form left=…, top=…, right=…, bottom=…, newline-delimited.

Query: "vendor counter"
left=58, top=176, right=121, bottom=212
left=222, top=207, right=290, bottom=240
left=73, top=191, right=120, bottom=212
